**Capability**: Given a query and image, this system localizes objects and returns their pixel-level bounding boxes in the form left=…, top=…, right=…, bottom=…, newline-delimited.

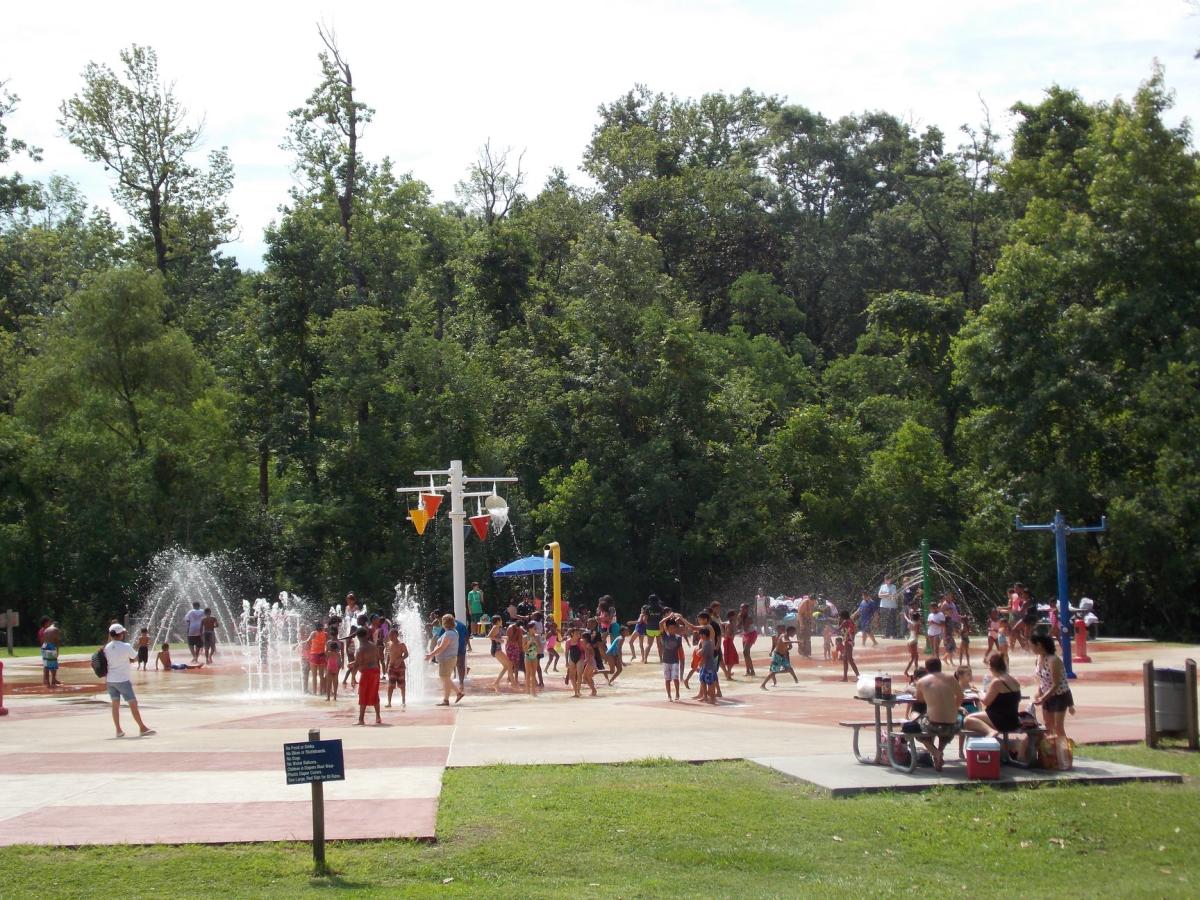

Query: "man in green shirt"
left=467, top=582, right=485, bottom=628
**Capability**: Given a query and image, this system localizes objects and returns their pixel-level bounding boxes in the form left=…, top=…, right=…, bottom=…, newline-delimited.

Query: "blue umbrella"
left=493, top=555, right=574, bottom=578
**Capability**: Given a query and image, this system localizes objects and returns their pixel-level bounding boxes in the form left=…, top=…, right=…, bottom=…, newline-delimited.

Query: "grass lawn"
left=0, top=746, right=1196, bottom=898
left=5, top=646, right=100, bottom=658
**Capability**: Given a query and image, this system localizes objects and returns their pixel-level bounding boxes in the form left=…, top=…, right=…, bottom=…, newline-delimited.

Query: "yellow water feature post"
left=544, top=542, right=562, bottom=627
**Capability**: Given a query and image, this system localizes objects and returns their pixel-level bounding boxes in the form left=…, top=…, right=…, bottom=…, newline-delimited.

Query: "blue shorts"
left=106, top=681, right=136, bottom=702
left=699, top=667, right=718, bottom=685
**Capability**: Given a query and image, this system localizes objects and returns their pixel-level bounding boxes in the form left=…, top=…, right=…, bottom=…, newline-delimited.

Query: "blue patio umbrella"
left=493, top=555, right=574, bottom=578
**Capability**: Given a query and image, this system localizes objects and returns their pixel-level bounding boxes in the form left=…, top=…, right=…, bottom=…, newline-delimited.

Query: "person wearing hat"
left=103, top=624, right=154, bottom=738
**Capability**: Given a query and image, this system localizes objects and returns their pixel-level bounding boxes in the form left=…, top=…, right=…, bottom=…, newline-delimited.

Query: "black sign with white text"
left=283, top=739, right=345, bottom=785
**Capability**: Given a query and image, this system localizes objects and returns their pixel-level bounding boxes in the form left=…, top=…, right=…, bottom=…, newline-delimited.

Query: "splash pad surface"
left=0, top=636, right=1190, bottom=844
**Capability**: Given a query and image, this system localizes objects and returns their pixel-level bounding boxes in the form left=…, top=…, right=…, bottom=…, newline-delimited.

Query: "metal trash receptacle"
left=1154, top=668, right=1188, bottom=732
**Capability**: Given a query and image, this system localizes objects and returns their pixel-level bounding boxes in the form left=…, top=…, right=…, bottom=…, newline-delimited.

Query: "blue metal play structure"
left=1014, top=510, right=1107, bottom=679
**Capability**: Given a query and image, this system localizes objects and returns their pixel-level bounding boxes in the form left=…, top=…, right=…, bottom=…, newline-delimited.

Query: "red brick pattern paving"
left=0, top=798, right=438, bottom=845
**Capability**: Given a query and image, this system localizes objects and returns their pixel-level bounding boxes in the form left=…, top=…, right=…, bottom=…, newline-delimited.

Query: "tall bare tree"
left=286, top=24, right=372, bottom=261
left=457, top=139, right=526, bottom=225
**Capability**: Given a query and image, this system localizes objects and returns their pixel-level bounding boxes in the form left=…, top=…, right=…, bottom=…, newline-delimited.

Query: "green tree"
left=13, top=268, right=251, bottom=627
left=58, top=45, right=235, bottom=277
left=954, top=69, right=1200, bottom=629
left=0, top=81, right=42, bottom=215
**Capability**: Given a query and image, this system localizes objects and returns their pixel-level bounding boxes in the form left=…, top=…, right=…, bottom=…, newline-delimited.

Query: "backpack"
left=91, top=646, right=108, bottom=678
left=890, top=735, right=911, bottom=766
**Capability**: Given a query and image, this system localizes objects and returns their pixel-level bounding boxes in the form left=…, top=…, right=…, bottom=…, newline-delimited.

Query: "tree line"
left=1, top=36, right=1197, bottom=637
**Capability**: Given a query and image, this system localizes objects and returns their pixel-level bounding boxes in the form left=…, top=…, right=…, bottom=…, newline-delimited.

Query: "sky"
left=5, top=0, right=1199, bottom=270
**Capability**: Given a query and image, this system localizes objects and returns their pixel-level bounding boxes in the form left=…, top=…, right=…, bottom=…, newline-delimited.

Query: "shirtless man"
left=201, top=608, right=219, bottom=664
left=914, top=657, right=964, bottom=771
left=354, top=631, right=383, bottom=726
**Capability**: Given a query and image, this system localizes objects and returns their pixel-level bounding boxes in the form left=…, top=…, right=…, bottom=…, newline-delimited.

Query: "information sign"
left=283, top=739, right=345, bottom=786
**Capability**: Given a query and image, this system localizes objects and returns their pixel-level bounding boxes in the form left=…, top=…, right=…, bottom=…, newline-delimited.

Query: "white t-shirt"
left=104, top=640, right=134, bottom=683
left=926, top=611, right=945, bottom=637
left=878, top=583, right=898, bottom=609
left=184, top=608, right=205, bottom=636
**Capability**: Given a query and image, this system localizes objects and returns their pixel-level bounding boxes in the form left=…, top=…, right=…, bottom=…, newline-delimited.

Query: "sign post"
left=284, top=729, right=344, bottom=873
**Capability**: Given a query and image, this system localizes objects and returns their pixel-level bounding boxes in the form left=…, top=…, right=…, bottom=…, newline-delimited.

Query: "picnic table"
left=841, top=694, right=907, bottom=766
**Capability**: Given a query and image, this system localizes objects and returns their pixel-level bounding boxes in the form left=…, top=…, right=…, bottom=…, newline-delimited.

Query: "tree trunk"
left=258, top=444, right=270, bottom=507
left=148, top=193, right=168, bottom=274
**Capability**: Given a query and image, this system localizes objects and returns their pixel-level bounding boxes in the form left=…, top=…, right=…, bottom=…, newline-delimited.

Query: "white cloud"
left=4, top=0, right=1197, bottom=269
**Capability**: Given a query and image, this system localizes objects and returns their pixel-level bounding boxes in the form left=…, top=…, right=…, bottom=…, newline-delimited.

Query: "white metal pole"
left=449, top=460, right=467, bottom=623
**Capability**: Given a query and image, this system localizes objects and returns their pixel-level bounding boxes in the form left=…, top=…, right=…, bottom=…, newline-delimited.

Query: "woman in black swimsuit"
left=963, top=653, right=1022, bottom=737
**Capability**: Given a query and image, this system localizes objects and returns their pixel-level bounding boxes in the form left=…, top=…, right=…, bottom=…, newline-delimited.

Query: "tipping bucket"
left=420, top=493, right=443, bottom=518
left=409, top=507, right=430, bottom=535
left=470, top=514, right=491, bottom=541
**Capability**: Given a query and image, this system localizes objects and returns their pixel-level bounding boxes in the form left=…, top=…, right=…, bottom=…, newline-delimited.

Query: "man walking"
left=183, top=601, right=205, bottom=663
left=878, top=575, right=899, bottom=639
left=104, top=624, right=154, bottom=738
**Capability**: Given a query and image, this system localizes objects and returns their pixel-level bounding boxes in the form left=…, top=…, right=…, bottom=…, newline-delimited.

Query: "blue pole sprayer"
left=1013, top=510, right=1107, bottom=679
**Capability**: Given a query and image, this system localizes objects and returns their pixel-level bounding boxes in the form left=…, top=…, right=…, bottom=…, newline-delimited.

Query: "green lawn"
left=0, top=747, right=1196, bottom=898
left=5, top=646, right=100, bottom=658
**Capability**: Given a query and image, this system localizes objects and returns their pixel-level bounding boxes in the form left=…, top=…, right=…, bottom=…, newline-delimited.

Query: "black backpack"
left=91, top=646, right=108, bottom=678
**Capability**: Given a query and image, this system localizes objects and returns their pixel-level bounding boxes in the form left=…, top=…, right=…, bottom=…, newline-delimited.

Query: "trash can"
left=1154, top=668, right=1188, bottom=732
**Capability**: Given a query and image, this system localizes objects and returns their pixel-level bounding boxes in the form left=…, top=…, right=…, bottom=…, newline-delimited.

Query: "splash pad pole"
left=544, top=542, right=563, bottom=627
left=1014, top=510, right=1107, bottom=679
left=920, top=539, right=932, bottom=653
left=398, top=461, right=517, bottom=623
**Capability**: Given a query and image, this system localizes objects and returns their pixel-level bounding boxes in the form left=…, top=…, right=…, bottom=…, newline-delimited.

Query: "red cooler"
left=966, top=736, right=1001, bottom=780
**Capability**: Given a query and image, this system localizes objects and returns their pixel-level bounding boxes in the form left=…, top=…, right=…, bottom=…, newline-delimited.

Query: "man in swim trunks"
left=914, top=657, right=963, bottom=770
left=355, top=631, right=382, bottom=725
left=201, top=607, right=219, bottom=663
left=183, top=601, right=205, bottom=663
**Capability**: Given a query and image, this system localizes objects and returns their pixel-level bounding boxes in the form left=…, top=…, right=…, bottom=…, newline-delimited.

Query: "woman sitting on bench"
left=962, top=653, right=1022, bottom=738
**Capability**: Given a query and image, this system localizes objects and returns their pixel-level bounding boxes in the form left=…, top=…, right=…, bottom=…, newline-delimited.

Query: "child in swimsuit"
left=386, top=631, right=408, bottom=709
left=682, top=642, right=703, bottom=690
left=566, top=630, right=582, bottom=696
left=156, top=643, right=201, bottom=670
left=604, top=627, right=626, bottom=684
left=576, top=633, right=598, bottom=697
left=839, top=612, right=859, bottom=682
left=523, top=630, right=540, bottom=696
left=544, top=621, right=560, bottom=672
left=326, top=638, right=342, bottom=701
left=760, top=631, right=797, bottom=690
left=41, top=639, right=61, bottom=687
left=136, top=628, right=150, bottom=671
